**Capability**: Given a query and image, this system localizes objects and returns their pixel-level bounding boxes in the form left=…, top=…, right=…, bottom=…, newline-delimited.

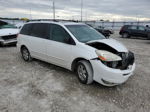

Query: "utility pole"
left=30, top=8, right=32, bottom=20
left=81, top=0, right=83, bottom=22
left=53, top=0, right=55, bottom=20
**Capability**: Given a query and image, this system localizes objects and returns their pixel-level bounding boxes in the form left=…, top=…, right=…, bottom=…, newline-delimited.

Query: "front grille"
left=117, top=51, right=135, bottom=70
left=2, top=35, right=17, bottom=40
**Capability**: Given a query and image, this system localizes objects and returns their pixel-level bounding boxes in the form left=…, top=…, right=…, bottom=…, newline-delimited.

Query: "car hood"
left=0, top=28, right=19, bottom=36
left=86, top=38, right=128, bottom=52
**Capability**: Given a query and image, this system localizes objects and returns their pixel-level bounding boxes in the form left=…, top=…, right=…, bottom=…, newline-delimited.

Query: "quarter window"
left=20, top=24, right=32, bottom=35
left=30, top=23, right=50, bottom=39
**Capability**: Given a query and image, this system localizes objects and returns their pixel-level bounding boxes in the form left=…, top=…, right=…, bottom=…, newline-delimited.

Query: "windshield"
left=0, top=24, right=17, bottom=29
left=66, top=25, right=105, bottom=43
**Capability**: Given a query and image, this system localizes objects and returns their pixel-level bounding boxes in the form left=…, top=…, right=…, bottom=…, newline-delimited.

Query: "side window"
left=51, top=24, right=71, bottom=43
left=30, top=23, right=50, bottom=39
left=20, top=24, right=32, bottom=35
left=129, top=26, right=137, bottom=30
left=138, top=26, right=145, bottom=31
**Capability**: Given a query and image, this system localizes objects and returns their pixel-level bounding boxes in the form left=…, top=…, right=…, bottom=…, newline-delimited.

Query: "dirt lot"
left=0, top=33, right=150, bottom=112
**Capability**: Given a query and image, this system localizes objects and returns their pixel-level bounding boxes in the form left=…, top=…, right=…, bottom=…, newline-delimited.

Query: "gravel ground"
left=0, top=32, right=150, bottom=112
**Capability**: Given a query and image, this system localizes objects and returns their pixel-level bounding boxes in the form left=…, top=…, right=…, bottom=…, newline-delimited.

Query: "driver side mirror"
left=105, top=36, right=110, bottom=39
left=64, top=37, right=76, bottom=45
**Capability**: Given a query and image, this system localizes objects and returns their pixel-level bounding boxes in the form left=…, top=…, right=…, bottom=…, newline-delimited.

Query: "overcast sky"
left=0, top=0, right=150, bottom=21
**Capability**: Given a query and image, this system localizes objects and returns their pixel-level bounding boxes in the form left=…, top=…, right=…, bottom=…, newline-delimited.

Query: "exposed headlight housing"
left=95, top=50, right=122, bottom=62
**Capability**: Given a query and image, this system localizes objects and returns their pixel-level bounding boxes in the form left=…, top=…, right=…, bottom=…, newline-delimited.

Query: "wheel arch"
left=71, top=57, right=93, bottom=72
left=20, top=45, right=29, bottom=52
left=20, top=45, right=32, bottom=61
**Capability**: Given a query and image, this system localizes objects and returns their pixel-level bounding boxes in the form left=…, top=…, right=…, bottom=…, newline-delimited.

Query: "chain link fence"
left=85, top=21, right=150, bottom=30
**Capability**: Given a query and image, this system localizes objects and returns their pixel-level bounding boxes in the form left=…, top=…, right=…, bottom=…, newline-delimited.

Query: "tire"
left=0, top=43, right=4, bottom=47
left=147, top=33, right=150, bottom=40
left=77, top=60, right=93, bottom=84
left=122, top=33, right=130, bottom=38
left=0, top=42, right=4, bottom=47
left=21, top=47, right=32, bottom=62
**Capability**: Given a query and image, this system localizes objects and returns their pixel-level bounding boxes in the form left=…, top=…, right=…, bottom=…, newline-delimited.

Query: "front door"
left=45, top=24, right=74, bottom=68
left=137, top=26, right=147, bottom=37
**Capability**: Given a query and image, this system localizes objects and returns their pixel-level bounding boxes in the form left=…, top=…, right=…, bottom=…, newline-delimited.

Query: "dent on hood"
left=86, top=39, right=128, bottom=53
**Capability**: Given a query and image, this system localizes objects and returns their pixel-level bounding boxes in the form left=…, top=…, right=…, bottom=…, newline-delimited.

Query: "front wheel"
left=122, top=33, right=130, bottom=38
left=77, top=60, right=93, bottom=84
left=21, top=47, right=32, bottom=61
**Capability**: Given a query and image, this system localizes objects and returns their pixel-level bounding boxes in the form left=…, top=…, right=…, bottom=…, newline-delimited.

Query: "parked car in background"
left=17, top=21, right=135, bottom=86
left=94, top=26, right=114, bottom=37
left=0, top=22, right=19, bottom=46
left=119, top=25, right=150, bottom=39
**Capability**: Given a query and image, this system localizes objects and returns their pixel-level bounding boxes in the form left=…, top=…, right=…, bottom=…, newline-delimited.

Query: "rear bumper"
left=0, top=38, right=17, bottom=45
left=90, top=60, right=135, bottom=86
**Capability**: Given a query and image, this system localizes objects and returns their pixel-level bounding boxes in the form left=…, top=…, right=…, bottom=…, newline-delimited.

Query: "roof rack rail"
left=26, top=19, right=81, bottom=24
left=27, top=19, right=79, bottom=23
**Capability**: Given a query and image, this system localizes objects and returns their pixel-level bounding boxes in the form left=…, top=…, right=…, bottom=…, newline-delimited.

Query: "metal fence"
left=1, top=19, right=150, bottom=31
left=85, top=21, right=150, bottom=30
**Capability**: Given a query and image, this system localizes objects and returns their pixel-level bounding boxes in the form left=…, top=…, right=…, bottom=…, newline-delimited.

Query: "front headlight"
left=95, top=50, right=122, bottom=62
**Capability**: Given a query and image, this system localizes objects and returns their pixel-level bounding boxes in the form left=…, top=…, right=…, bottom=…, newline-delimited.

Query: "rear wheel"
left=21, top=47, right=32, bottom=61
left=77, top=60, right=93, bottom=84
left=122, top=33, right=130, bottom=38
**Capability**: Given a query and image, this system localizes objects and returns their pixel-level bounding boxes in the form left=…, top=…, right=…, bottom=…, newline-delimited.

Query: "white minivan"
left=17, top=21, right=135, bottom=86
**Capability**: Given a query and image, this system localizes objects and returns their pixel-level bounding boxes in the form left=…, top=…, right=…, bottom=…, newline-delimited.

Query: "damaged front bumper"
left=90, top=60, right=135, bottom=86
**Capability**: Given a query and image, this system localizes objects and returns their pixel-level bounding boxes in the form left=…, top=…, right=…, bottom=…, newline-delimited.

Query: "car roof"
left=25, top=21, right=85, bottom=26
